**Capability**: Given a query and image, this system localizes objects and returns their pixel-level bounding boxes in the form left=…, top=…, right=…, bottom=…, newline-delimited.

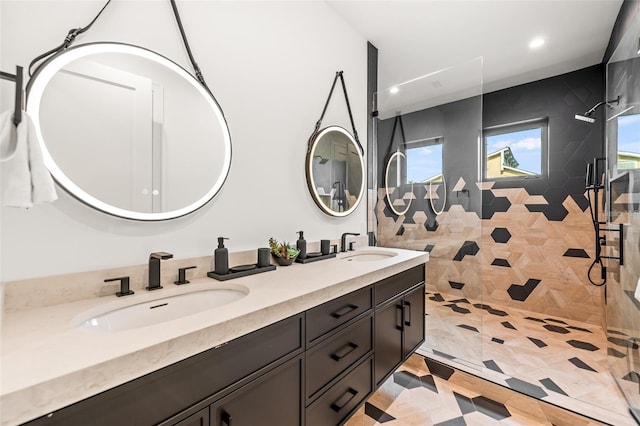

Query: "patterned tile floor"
left=347, top=292, right=636, bottom=425
left=346, top=354, right=610, bottom=425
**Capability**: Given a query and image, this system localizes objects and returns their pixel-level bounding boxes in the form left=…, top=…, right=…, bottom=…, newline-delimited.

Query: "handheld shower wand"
left=585, top=157, right=625, bottom=287
left=586, top=158, right=606, bottom=286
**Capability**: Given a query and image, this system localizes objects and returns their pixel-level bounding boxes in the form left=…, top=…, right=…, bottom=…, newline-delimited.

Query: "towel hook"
left=0, top=65, right=23, bottom=126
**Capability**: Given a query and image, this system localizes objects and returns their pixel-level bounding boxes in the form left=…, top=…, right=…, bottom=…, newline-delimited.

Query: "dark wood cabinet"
left=173, top=408, right=209, bottom=426
left=210, top=356, right=302, bottom=426
left=374, top=296, right=404, bottom=386
left=306, top=315, right=373, bottom=401
left=403, top=284, right=426, bottom=358
left=306, top=357, right=373, bottom=426
left=373, top=265, right=425, bottom=387
left=306, top=286, right=373, bottom=345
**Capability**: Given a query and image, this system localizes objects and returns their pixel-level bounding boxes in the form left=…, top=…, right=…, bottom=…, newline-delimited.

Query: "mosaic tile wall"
left=376, top=65, right=607, bottom=326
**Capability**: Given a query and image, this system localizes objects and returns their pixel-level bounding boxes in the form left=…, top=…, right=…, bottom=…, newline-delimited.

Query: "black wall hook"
left=0, top=65, right=23, bottom=126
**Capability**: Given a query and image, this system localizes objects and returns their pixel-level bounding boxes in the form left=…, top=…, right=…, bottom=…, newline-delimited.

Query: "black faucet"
left=340, top=233, right=360, bottom=252
left=147, top=252, right=173, bottom=291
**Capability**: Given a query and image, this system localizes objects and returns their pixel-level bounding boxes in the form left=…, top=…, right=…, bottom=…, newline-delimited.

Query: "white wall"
left=0, top=1, right=368, bottom=281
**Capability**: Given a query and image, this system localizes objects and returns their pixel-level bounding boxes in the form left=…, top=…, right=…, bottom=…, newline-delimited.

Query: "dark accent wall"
left=604, top=0, right=640, bottom=63
left=376, top=65, right=607, bottom=324
left=483, top=64, right=604, bottom=221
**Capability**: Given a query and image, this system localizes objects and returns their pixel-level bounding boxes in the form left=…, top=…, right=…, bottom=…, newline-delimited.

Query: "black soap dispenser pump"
left=297, top=231, right=307, bottom=260
left=214, top=237, right=229, bottom=275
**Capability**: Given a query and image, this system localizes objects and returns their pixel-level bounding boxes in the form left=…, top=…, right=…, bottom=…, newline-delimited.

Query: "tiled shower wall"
left=376, top=65, right=606, bottom=326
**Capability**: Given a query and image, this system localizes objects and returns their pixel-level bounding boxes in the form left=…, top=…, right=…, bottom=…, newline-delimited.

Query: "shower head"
left=574, top=95, right=621, bottom=123
left=575, top=114, right=596, bottom=123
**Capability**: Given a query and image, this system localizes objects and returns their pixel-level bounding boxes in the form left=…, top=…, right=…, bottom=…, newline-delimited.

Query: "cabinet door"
left=402, top=284, right=426, bottom=358
left=374, top=298, right=403, bottom=386
left=211, top=357, right=302, bottom=426
left=172, top=408, right=209, bottom=426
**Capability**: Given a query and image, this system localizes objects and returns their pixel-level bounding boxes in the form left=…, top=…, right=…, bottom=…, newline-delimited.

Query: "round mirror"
left=27, top=42, right=232, bottom=221
left=306, top=126, right=365, bottom=217
left=385, top=150, right=413, bottom=216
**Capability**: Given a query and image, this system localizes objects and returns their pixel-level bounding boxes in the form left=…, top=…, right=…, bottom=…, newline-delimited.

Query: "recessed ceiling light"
left=529, top=37, right=545, bottom=49
left=390, top=86, right=399, bottom=94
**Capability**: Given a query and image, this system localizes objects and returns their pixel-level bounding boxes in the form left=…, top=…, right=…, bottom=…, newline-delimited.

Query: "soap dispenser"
left=214, top=237, right=229, bottom=275
left=297, top=231, right=307, bottom=260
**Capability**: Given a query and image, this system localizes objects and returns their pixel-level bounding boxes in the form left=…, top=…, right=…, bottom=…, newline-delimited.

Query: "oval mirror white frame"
left=385, top=150, right=413, bottom=216
left=27, top=42, right=232, bottom=221
left=306, top=126, right=365, bottom=217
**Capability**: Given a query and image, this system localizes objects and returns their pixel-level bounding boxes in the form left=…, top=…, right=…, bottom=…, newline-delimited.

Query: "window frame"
left=405, top=136, right=444, bottom=183
left=482, top=118, right=549, bottom=182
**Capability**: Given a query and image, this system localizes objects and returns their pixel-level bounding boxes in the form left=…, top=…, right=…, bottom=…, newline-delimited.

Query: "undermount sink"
left=340, top=250, right=398, bottom=262
left=74, top=287, right=249, bottom=332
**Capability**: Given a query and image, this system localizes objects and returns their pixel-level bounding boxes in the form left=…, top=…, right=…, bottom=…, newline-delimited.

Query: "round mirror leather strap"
left=28, top=0, right=112, bottom=77
left=170, top=0, right=212, bottom=95
left=384, top=114, right=407, bottom=161
left=312, top=71, right=365, bottom=155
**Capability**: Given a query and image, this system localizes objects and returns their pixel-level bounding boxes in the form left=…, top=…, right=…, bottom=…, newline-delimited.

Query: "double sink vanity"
left=1, top=246, right=428, bottom=426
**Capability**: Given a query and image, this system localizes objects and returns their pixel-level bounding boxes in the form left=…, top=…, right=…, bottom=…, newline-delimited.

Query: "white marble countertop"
left=0, top=247, right=428, bottom=426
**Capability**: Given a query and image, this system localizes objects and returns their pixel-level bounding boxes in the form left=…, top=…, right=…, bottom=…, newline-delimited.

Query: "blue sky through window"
left=486, top=127, right=542, bottom=174
left=407, top=143, right=443, bottom=182
left=617, top=114, right=640, bottom=154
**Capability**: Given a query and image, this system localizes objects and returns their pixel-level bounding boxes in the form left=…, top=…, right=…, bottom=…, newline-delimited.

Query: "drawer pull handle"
left=331, top=304, right=358, bottom=318
left=404, top=300, right=412, bottom=326
left=331, top=342, right=358, bottom=361
left=396, top=303, right=404, bottom=331
left=221, top=410, right=232, bottom=426
left=330, top=387, right=358, bottom=412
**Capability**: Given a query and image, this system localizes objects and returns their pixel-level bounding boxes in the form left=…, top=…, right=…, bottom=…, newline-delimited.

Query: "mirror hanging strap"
left=313, top=71, right=364, bottom=155
left=28, top=0, right=112, bottom=77
left=170, top=0, right=212, bottom=94
left=384, top=114, right=407, bottom=161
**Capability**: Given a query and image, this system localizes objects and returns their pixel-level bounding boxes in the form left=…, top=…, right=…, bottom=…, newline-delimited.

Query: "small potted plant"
left=269, top=237, right=300, bottom=266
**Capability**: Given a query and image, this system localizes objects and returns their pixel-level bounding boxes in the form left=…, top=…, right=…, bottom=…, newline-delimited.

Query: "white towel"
left=0, top=109, right=57, bottom=207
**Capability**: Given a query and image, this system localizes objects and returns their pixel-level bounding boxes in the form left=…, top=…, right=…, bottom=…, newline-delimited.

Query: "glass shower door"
left=605, top=8, right=640, bottom=418
left=374, top=58, right=484, bottom=369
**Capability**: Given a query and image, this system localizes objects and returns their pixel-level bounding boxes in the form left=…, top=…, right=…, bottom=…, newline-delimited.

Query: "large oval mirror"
left=306, top=126, right=365, bottom=217
left=27, top=42, right=232, bottom=221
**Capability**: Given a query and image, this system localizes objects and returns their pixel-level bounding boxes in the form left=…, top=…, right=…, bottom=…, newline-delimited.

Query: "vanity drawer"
left=307, top=286, right=373, bottom=344
left=375, top=265, right=424, bottom=306
left=306, top=357, right=373, bottom=426
left=306, top=315, right=373, bottom=400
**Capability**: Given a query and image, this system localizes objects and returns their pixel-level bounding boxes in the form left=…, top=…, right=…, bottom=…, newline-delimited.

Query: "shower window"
left=483, top=119, right=548, bottom=180
left=616, top=113, right=640, bottom=170
left=406, top=137, right=444, bottom=183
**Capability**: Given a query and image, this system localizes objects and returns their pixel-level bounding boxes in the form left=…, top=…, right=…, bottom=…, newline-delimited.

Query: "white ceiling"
left=328, top=0, right=623, bottom=113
